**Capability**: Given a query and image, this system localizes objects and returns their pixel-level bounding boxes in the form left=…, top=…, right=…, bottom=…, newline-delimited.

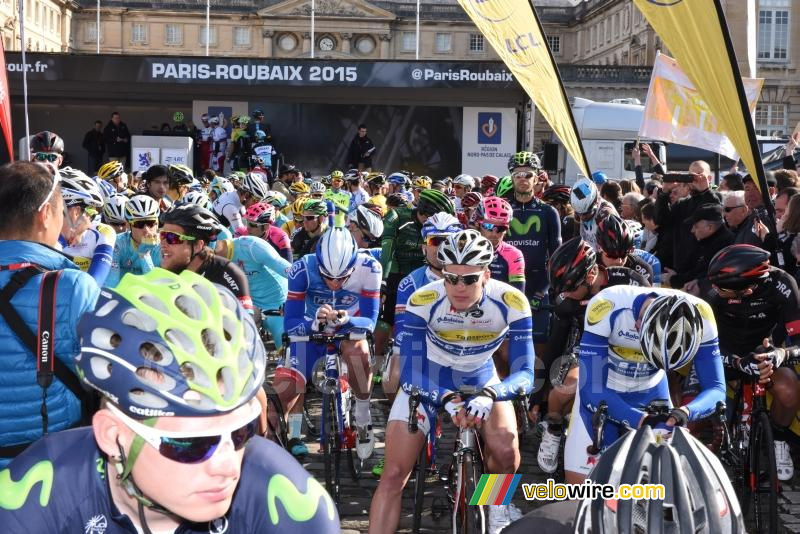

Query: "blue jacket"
left=0, top=241, right=100, bottom=465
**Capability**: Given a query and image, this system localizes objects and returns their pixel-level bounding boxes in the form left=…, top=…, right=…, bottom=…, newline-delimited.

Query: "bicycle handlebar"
left=587, top=401, right=608, bottom=455
left=285, top=331, right=373, bottom=344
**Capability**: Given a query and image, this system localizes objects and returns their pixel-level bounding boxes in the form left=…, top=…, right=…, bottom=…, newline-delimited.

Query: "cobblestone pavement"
left=272, top=365, right=800, bottom=533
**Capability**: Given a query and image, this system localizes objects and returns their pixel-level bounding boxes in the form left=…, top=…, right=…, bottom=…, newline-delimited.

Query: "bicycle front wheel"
left=412, top=440, right=429, bottom=533
left=750, top=410, right=778, bottom=534
left=459, top=452, right=484, bottom=534
left=322, top=391, right=342, bottom=505
left=263, top=385, right=289, bottom=450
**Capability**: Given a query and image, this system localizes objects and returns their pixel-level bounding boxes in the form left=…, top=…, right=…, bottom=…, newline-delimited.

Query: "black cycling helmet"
left=30, top=131, right=64, bottom=154
left=596, top=214, right=634, bottom=259
left=386, top=193, right=409, bottom=209
left=161, top=204, right=222, bottom=242
left=548, top=238, right=596, bottom=296
left=574, top=426, right=745, bottom=534
left=417, top=188, right=455, bottom=216
left=707, top=244, right=771, bottom=290
left=542, top=184, right=572, bottom=205
left=167, top=163, right=194, bottom=187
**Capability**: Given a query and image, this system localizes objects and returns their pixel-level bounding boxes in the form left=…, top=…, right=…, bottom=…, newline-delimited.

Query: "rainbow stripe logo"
left=469, top=474, right=522, bottom=505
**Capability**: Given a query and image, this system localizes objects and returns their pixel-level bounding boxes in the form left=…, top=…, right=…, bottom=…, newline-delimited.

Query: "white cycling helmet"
left=240, top=172, right=269, bottom=200
left=181, top=191, right=213, bottom=211
left=316, top=227, right=359, bottom=279
left=570, top=177, right=599, bottom=215
left=453, top=174, right=475, bottom=189
left=103, top=194, right=128, bottom=224
left=437, top=229, right=494, bottom=267
left=421, top=212, right=462, bottom=238
left=354, top=205, right=384, bottom=240
left=310, top=181, right=327, bottom=195
left=59, top=168, right=105, bottom=208
left=640, top=294, right=704, bottom=373
left=125, top=194, right=160, bottom=222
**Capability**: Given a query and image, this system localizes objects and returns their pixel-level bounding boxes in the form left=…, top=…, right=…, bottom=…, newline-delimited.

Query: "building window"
left=165, top=24, right=182, bottom=45
left=469, top=33, right=484, bottom=53
left=278, top=33, right=298, bottom=52
left=402, top=31, right=416, bottom=52
left=233, top=27, right=251, bottom=47
left=755, top=103, right=788, bottom=136
left=613, top=13, right=619, bottom=38
left=758, top=1, right=789, bottom=61
left=604, top=19, right=609, bottom=43
left=355, top=36, right=375, bottom=55
left=131, top=23, right=147, bottom=44
left=547, top=35, right=561, bottom=54
left=85, top=21, right=98, bottom=43
left=199, top=26, right=217, bottom=46
left=435, top=33, right=451, bottom=53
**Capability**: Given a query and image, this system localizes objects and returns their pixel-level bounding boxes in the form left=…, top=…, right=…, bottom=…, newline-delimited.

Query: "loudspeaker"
left=542, top=143, right=559, bottom=172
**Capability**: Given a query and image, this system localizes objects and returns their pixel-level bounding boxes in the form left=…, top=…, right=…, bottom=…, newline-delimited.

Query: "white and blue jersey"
left=394, top=265, right=439, bottom=349
left=58, top=223, right=115, bottom=287
left=399, top=278, right=535, bottom=404
left=105, top=232, right=160, bottom=288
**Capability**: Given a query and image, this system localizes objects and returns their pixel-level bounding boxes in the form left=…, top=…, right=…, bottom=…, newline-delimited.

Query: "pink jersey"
left=265, top=224, right=292, bottom=263
left=490, top=241, right=526, bottom=293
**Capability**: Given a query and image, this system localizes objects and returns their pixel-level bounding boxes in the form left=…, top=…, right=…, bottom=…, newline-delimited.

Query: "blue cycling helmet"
left=591, top=171, right=608, bottom=185
left=388, top=172, right=408, bottom=186
left=421, top=212, right=463, bottom=238
left=316, top=227, right=359, bottom=279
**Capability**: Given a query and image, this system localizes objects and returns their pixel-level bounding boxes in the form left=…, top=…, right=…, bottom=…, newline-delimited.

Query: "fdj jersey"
left=0, top=427, right=340, bottom=533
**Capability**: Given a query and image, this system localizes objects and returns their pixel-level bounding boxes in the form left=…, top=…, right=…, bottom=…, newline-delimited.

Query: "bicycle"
left=287, top=330, right=375, bottom=505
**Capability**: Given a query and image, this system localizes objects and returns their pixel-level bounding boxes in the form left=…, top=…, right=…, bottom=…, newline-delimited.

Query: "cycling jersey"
left=223, top=236, right=290, bottom=312
left=290, top=229, right=323, bottom=261
left=281, top=219, right=299, bottom=239
left=58, top=222, right=115, bottom=287
left=615, top=254, right=654, bottom=286
left=282, top=253, right=381, bottom=381
left=196, top=255, right=253, bottom=312
left=381, top=207, right=424, bottom=278
left=105, top=231, right=160, bottom=288
left=490, top=241, right=525, bottom=293
left=348, top=187, right=370, bottom=214
left=399, top=278, right=536, bottom=404
left=324, top=190, right=351, bottom=227
left=0, top=427, right=339, bottom=533
left=631, top=248, right=662, bottom=286
left=360, top=247, right=382, bottom=263
left=274, top=211, right=290, bottom=231
left=394, top=265, right=440, bottom=349
left=213, top=190, right=245, bottom=232
left=698, top=266, right=800, bottom=356
left=579, top=199, right=617, bottom=252
left=264, top=225, right=293, bottom=263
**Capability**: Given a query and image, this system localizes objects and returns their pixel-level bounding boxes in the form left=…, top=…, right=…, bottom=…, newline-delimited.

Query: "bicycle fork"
left=451, top=429, right=485, bottom=533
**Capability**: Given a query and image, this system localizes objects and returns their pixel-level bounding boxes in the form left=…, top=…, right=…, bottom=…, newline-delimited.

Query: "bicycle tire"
left=750, top=410, right=778, bottom=534
left=263, top=387, right=289, bottom=450
left=322, top=391, right=342, bottom=504
left=412, top=441, right=428, bottom=533
left=460, top=452, right=484, bottom=534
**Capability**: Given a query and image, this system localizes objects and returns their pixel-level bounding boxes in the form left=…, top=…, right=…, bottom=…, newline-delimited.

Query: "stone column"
left=302, top=32, right=311, bottom=55
left=262, top=30, right=274, bottom=57
left=340, top=32, right=352, bottom=54
left=379, top=34, right=391, bottom=59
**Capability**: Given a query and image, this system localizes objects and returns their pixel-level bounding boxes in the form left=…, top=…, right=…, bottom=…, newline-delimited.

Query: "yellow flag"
left=633, top=0, right=768, bottom=197
left=456, top=0, right=590, bottom=178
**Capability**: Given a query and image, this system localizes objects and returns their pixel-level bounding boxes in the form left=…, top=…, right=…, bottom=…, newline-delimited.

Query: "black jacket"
left=103, top=121, right=131, bottom=158
left=81, top=129, right=104, bottom=157
left=669, top=225, right=733, bottom=288
left=347, top=135, right=375, bottom=167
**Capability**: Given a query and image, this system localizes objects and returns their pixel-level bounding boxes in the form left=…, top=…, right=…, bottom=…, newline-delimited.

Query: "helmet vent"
left=121, top=309, right=157, bottom=332
left=140, top=342, right=166, bottom=364
left=217, top=367, right=235, bottom=402
left=95, top=300, right=118, bottom=317
left=129, top=388, right=169, bottom=410
left=138, top=293, right=169, bottom=315
left=192, top=283, right=214, bottom=307
left=175, top=295, right=203, bottom=320
left=91, top=328, right=122, bottom=350
left=201, top=328, right=224, bottom=358
left=89, top=356, right=112, bottom=380
left=165, top=329, right=195, bottom=354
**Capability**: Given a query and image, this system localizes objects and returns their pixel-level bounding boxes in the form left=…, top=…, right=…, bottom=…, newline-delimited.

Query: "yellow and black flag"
left=456, top=0, right=591, bottom=179
left=633, top=0, right=772, bottom=215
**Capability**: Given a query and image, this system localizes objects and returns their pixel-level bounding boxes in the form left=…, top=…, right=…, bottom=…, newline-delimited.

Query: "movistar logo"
left=0, top=460, right=54, bottom=510
left=267, top=473, right=335, bottom=525
left=508, top=215, right=541, bottom=236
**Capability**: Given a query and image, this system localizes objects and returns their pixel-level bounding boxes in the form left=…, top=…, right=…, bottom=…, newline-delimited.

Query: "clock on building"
left=319, top=36, right=335, bottom=51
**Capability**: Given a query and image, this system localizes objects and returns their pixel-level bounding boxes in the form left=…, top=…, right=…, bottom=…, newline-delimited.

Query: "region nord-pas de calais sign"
left=5, top=53, right=519, bottom=90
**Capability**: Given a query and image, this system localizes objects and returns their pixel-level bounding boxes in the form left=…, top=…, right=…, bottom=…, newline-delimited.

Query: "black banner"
left=5, top=52, right=518, bottom=89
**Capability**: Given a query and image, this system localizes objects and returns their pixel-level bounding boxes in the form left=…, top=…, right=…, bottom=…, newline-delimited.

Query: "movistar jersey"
left=58, top=222, right=115, bottom=287
left=105, top=232, right=160, bottom=288
left=490, top=241, right=525, bottom=293
left=400, top=278, right=536, bottom=403
left=578, top=285, right=724, bottom=427
left=0, top=427, right=339, bottom=533
left=225, top=236, right=290, bottom=311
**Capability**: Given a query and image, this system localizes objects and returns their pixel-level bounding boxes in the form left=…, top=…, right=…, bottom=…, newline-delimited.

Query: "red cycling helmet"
left=542, top=184, right=572, bottom=205
left=707, top=244, right=771, bottom=290
left=596, top=214, right=634, bottom=259
left=481, top=175, right=499, bottom=195
left=461, top=191, right=484, bottom=209
left=548, top=238, right=597, bottom=296
left=480, top=196, right=513, bottom=225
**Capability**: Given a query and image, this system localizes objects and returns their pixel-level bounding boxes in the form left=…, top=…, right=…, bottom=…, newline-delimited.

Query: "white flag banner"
left=638, top=53, right=763, bottom=160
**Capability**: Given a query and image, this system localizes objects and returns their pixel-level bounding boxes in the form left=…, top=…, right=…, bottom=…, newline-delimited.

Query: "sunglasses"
left=303, top=215, right=320, bottom=221
left=724, top=205, right=745, bottom=213
left=426, top=235, right=449, bottom=247
left=160, top=231, right=197, bottom=245
left=512, top=171, right=535, bottom=180
left=322, top=271, right=353, bottom=283
left=712, top=284, right=755, bottom=297
left=480, top=222, right=508, bottom=233
left=107, top=400, right=260, bottom=464
left=34, top=152, right=60, bottom=162
left=442, top=270, right=484, bottom=286
left=311, top=193, right=325, bottom=199
left=131, top=219, right=158, bottom=230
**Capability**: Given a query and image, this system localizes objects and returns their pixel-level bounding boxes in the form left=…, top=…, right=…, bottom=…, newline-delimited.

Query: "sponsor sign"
left=462, top=107, right=517, bottom=176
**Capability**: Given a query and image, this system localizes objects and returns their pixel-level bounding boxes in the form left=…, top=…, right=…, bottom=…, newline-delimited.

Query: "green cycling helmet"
left=508, top=151, right=541, bottom=172
left=302, top=198, right=328, bottom=216
left=495, top=175, right=513, bottom=198
left=417, top=188, right=455, bottom=215
left=76, top=268, right=266, bottom=418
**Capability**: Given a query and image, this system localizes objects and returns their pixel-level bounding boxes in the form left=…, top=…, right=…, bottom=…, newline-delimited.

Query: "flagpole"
left=19, top=0, right=30, bottom=160
left=205, top=0, right=210, bottom=57
left=415, top=0, right=420, bottom=60
left=310, top=0, right=315, bottom=59
left=96, top=0, right=100, bottom=54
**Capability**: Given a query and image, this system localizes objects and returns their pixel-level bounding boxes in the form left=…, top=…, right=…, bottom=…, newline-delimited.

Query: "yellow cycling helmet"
left=412, top=176, right=432, bottom=190
left=330, top=170, right=344, bottom=180
left=97, top=161, right=125, bottom=181
left=289, top=182, right=310, bottom=195
left=291, top=198, right=308, bottom=217
left=367, top=195, right=388, bottom=217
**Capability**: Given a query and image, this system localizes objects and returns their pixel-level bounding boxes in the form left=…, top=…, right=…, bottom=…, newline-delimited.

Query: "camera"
left=662, top=172, right=694, bottom=183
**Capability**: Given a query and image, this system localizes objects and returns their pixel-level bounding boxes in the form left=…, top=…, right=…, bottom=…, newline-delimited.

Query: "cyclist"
left=542, top=184, right=579, bottom=242
left=208, top=176, right=234, bottom=202
left=277, top=228, right=382, bottom=459
left=181, top=190, right=214, bottom=211
left=458, top=190, right=483, bottom=226
left=535, top=238, right=650, bottom=474
left=102, top=194, right=128, bottom=234
left=474, top=196, right=525, bottom=293
left=702, top=244, right=800, bottom=480
left=58, top=168, right=115, bottom=287
left=0, top=268, right=339, bottom=533
left=349, top=204, right=385, bottom=261
left=481, top=174, right=498, bottom=196
left=563, top=285, right=725, bottom=484
left=387, top=172, right=414, bottom=204
left=451, top=174, right=475, bottom=211
left=346, top=171, right=370, bottom=214
left=165, top=163, right=195, bottom=204
left=213, top=171, right=269, bottom=234
left=96, top=160, right=130, bottom=195
left=29, top=130, right=65, bottom=168
left=141, top=165, right=172, bottom=211
left=244, top=202, right=293, bottom=263
left=325, top=172, right=352, bottom=226
left=309, top=180, right=327, bottom=200
left=263, top=190, right=290, bottom=226
left=369, top=230, right=535, bottom=534
left=106, top=194, right=160, bottom=288
left=570, top=176, right=618, bottom=251
left=290, top=198, right=329, bottom=261
left=282, top=197, right=307, bottom=238
left=596, top=214, right=655, bottom=285
left=159, top=204, right=253, bottom=312
left=366, top=172, right=388, bottom=200
left=410, top=175, right=431, bottom=204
